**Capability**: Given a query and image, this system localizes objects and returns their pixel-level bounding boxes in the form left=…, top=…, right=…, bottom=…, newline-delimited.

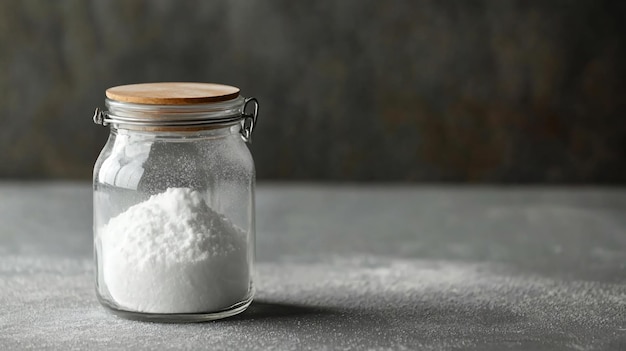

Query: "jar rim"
left=98, top=96, right=245, bottom=129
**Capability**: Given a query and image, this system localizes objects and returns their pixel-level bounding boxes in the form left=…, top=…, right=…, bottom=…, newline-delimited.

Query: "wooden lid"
left=105, top=82, right=240, bottom=105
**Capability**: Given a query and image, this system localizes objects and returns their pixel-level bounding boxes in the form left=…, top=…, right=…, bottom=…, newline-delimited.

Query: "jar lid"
left=95, top=82, right=258, bottom=142
left=105, top=82, right=240, bottom=105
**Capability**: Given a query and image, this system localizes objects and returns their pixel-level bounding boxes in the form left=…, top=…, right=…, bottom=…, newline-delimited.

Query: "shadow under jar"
left=92, top=82, right=258, bottom=322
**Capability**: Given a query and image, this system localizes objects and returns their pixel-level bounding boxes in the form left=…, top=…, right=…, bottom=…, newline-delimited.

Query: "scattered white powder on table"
left=99, top=187, right=249, bottom=314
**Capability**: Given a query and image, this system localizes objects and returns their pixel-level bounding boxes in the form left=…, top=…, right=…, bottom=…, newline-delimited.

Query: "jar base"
left=98, top=295, right=254, bottom=323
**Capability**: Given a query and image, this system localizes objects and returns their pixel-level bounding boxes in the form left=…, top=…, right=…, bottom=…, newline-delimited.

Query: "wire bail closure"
left=93, top=97, right=259, bottom=144
left=240, top=97, right=259, bottom=144
left=93, top=107, right=107, bottom=126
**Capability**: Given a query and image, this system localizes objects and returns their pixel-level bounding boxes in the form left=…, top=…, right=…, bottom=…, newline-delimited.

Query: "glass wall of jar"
left=92, top=83, right=258, bottom=322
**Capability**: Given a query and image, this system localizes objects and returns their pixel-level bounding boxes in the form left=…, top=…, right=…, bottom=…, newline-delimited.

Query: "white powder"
left=99, top=187, right=250, bottom=314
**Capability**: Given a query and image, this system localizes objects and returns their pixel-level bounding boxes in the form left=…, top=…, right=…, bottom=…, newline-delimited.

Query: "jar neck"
left=96, top=96, right=257, bottom=143
left=110, top=123, right=243, bottom=141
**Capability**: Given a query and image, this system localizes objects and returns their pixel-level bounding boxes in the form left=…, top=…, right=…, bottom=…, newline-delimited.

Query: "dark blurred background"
left=1, top=0, right=625, bottom=183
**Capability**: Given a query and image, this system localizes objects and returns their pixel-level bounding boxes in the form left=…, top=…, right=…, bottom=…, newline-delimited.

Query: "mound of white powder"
left=99, top=187, right=250, bottom=314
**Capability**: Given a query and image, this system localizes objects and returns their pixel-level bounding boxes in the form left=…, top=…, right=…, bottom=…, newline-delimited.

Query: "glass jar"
left=92, top=82, right=258, bottom=322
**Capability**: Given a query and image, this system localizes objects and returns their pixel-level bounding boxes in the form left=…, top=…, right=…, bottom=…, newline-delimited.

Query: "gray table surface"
left=0, top=182, right=625, bottom=350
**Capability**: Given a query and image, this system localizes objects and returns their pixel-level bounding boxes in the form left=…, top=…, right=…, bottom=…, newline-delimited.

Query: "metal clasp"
left=240, top=97, right=259, bottom=144
left=93, top=108, right=109, bottom=126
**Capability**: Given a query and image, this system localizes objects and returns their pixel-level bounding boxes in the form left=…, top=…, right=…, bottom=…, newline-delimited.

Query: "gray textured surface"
left=1, top=1, right=626, bottom=182
left=0, top=183, right=625, bottom=350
